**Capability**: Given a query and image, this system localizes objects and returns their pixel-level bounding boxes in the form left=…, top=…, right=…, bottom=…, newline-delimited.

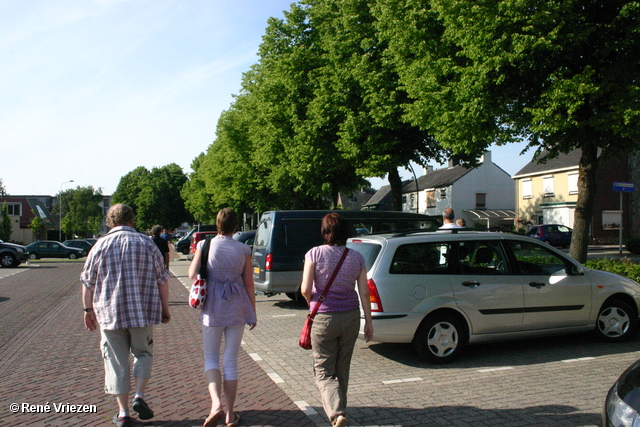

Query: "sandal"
left=226, top=413, right=240, bottom=426
left=203, top=409, right=225, bottom=427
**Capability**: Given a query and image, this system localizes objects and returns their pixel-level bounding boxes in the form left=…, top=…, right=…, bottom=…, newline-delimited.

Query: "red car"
left=188, top=231, right=217, bottom=259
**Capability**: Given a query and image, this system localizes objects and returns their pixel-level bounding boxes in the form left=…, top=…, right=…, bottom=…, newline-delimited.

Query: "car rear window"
left=254, top=220, right=272, bottom=248
left=389, top=242, right=451, bottom=274
left=347, top=241, right=382, bottom=271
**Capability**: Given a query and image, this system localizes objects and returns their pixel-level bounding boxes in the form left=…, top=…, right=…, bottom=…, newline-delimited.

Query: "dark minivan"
left=252, top=210, right=441, bottom=298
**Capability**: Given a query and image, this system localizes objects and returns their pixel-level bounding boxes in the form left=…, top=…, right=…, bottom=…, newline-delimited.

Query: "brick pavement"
left=0, top=261, right=314, bottom=427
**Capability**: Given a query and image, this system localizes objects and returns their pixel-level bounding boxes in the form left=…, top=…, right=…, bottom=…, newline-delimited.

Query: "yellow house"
left=513, top=151, right=580, bottom=229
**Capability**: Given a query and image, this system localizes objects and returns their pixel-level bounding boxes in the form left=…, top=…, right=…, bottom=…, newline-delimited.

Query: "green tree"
left=0, top=202, right=12, bottom=241
left=378, top=0, right=640, bottom=261
left=136, top=163, right=191, bottom=231
left=0, top=179, right=6, bottom=197
left=28, top=210, right=44, bottom=240
left=62, top=186, right=104, bottom=238
left=305, top=0, right=445, bottom=210
left=111, top=166, right=150, bottom=213
left=114, top=164, right=191, bottom=230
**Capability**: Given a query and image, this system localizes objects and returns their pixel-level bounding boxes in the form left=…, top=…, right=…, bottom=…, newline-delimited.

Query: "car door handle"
left=462, top=281, right=481, bottom=287
left=529, top=281, right=546, bottom=288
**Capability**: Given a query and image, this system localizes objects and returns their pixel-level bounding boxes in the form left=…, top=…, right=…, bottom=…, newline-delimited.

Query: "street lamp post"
left=59, top=180, right=74, bottom=242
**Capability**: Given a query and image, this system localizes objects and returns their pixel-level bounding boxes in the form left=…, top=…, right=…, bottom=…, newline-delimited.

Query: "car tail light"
left=368, top=278, right=383, bottom=312
left=265, top=253, right=272, bottom=270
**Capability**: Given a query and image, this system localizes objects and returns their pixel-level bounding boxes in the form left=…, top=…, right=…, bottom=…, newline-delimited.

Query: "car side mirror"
left=565, top=264, right=582, bottom=276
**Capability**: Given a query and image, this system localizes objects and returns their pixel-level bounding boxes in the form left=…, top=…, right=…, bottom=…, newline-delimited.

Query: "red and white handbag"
left=189, top=238, right=211, bottom=309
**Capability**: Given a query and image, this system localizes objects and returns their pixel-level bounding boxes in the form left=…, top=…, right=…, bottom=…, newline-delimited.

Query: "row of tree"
left=179, top=0, right=639, bottom=262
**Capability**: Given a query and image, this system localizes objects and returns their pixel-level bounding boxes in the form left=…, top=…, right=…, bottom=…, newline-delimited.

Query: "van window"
left=390, top=242, right=451, bottom=274
left=254, top=220, right=272, bottom=248
left=276, top=220, right=324, bottom=255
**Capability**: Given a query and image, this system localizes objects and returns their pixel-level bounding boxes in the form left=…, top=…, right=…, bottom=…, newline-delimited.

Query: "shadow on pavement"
left=368, top=331, right=640, bottom=369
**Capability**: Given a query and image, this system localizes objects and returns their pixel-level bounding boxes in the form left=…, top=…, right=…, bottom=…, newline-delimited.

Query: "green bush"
left=626, top=237, right=640, bottom=255
left=584, top=258, right=640, bottom=283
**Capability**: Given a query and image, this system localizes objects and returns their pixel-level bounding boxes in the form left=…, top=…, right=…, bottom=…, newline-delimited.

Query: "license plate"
left=254, top=267, right=260, bottom=274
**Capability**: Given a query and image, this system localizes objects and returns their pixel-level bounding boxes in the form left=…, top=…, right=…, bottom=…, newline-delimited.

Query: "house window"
left=522, top=179, right=532, bottom=199
left=476, top=193, right=486, bottom=209
left=440, top=188, right=447, bottom=199
left=602, top=210, right=621, bottom=230
left=568, top=172, right=579, bottom=195
left=426, top=191, right=436, bottom=208
left=543, top=175, right=554, bottom=197
left=6, top=203, right=21, bottom=216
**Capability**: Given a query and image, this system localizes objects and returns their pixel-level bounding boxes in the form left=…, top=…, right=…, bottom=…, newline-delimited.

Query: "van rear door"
left=252, top=218, right=272, bottom=284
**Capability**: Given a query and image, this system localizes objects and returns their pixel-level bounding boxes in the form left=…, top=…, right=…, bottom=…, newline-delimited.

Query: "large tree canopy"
left=113, top=164, right=191, bottom=231
left=59, top=186, right=103, bottom=238
left=376, top=0, right=640, bottom=261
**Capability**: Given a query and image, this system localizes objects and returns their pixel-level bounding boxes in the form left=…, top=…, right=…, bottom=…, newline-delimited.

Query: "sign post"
left=612, top=182, right=635, bottom=256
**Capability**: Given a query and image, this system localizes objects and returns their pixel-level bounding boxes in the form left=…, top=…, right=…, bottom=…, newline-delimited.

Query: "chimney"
left=480, top=150, right=491, bottom=164
left=423, top=165, right=434, bottom=175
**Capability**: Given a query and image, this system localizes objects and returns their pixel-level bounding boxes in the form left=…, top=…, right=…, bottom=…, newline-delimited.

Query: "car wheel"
left=29, top=253, right=38, bottom=260
left=413, top=313, right=467, bottom=364
left=0, top=253, right=17, bottom=268
left=596, top=299, right=638, bottom=342
left=182, top=247, right=190, bottom=255
left=68, top=253, right=78, bottom=260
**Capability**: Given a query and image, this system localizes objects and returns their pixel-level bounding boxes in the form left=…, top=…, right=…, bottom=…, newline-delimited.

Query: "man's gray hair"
left=106, top=204, right=134, bottom=228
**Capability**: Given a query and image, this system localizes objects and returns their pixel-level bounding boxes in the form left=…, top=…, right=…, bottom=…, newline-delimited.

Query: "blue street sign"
left=613, top=182, right=635, bottom=193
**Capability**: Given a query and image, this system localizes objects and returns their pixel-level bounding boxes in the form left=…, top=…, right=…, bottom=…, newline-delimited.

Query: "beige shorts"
left=100, top=326, right=154, bottom=395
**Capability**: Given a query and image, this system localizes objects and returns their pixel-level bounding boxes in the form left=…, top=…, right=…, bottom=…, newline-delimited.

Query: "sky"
left=1, top=0, right=533, bottom=197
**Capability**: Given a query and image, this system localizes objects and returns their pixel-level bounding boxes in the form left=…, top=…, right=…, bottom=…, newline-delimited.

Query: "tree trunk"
left=569, top=145, right=598, bottom=263
left=388, top=168, right=403, bottom=211
left=331, top=185, right=339, bottom=210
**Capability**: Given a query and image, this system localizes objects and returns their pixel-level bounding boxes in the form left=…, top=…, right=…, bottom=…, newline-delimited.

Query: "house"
left=337, top=188, right=376, bottom=211
left=512, top=149, right=631, bottom=243
left=400, top=151, right=515, bottom=229
left=0, top=196, right=58, bottom=244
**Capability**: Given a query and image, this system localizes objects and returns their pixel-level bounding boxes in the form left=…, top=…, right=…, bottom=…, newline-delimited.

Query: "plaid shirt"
left=80, top=226, right=171, bottom=330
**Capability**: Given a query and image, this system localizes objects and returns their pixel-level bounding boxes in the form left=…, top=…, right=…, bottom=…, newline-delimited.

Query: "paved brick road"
left=3, top=249, right=640, bottom=427
left=0, top=261, right=313, bottom=427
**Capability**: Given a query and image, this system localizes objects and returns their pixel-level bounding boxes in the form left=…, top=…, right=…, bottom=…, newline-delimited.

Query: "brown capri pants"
left=310, top=308, right=360, bottom=423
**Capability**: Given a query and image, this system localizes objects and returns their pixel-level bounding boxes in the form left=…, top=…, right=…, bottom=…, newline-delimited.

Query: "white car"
left=347, top=231, right=640, bottom=364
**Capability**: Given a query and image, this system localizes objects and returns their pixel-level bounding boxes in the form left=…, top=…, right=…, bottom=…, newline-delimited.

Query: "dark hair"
left=321, top=213, right=348, bottom=246
left=106, top=204, right=134, bottom=228
left=151, top=225, right=162, bottom=236
left=216, top=208, right=238, bottom=235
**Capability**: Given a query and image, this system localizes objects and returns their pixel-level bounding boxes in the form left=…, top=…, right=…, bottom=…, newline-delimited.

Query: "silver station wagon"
left=347, top=231, right=640, bottom=364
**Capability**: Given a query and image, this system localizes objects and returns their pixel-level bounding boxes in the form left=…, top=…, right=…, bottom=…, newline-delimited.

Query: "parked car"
left=26, top=241, right=86, bottom=259
left=527, top=224, right=573, bottom=247
left=603, top=359, right=640, bottom=427
left=252, top=210, right=441, bottom=299
left=232, top=230, right=256, bottom=248
left=85, top=238, right=98, bottom=245
left=0, top=239, right=29, bottom=268
left=175, top=225, right=217, bottom=255
left=188, top=231, right=217, bottom=259
left=63, top=239, right=94, bottom=253
left=346, top=230, right=640, bottom=364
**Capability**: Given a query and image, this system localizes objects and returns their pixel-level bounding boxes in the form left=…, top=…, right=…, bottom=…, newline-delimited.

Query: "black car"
left=26, top=241, right=86, bottom=259
left=63, top=239, right=94, bottom=253
left=0, top=239, right=29, bottom=268
left=604, top=359, right=640, bottom=426
left=175, top=225, right=217, bottom=255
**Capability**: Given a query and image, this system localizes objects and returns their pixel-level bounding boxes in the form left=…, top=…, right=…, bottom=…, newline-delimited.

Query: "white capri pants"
left=202, top=323, right=245, bottom=380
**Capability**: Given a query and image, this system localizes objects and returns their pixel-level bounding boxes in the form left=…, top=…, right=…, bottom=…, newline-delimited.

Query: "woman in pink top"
left=301, top=213, right=373, bottom=427
left=189, top=208, right=256, bottom=427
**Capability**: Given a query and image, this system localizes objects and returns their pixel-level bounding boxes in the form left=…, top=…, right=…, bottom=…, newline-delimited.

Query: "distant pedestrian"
left=439, top=208, right=464, bottom=230
left=300, top=213, right=373, bottom=427
left=161, top=229, right=172, bottom=242
left=151, top=225, right=170, bottom=268
left=80, top=204, right=171, bottom=427
left=188, top=208, right=257, bottom=427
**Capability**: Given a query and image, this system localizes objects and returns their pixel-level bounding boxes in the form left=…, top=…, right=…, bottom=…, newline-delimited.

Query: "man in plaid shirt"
left=81, top=204, right=171, bottom=427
